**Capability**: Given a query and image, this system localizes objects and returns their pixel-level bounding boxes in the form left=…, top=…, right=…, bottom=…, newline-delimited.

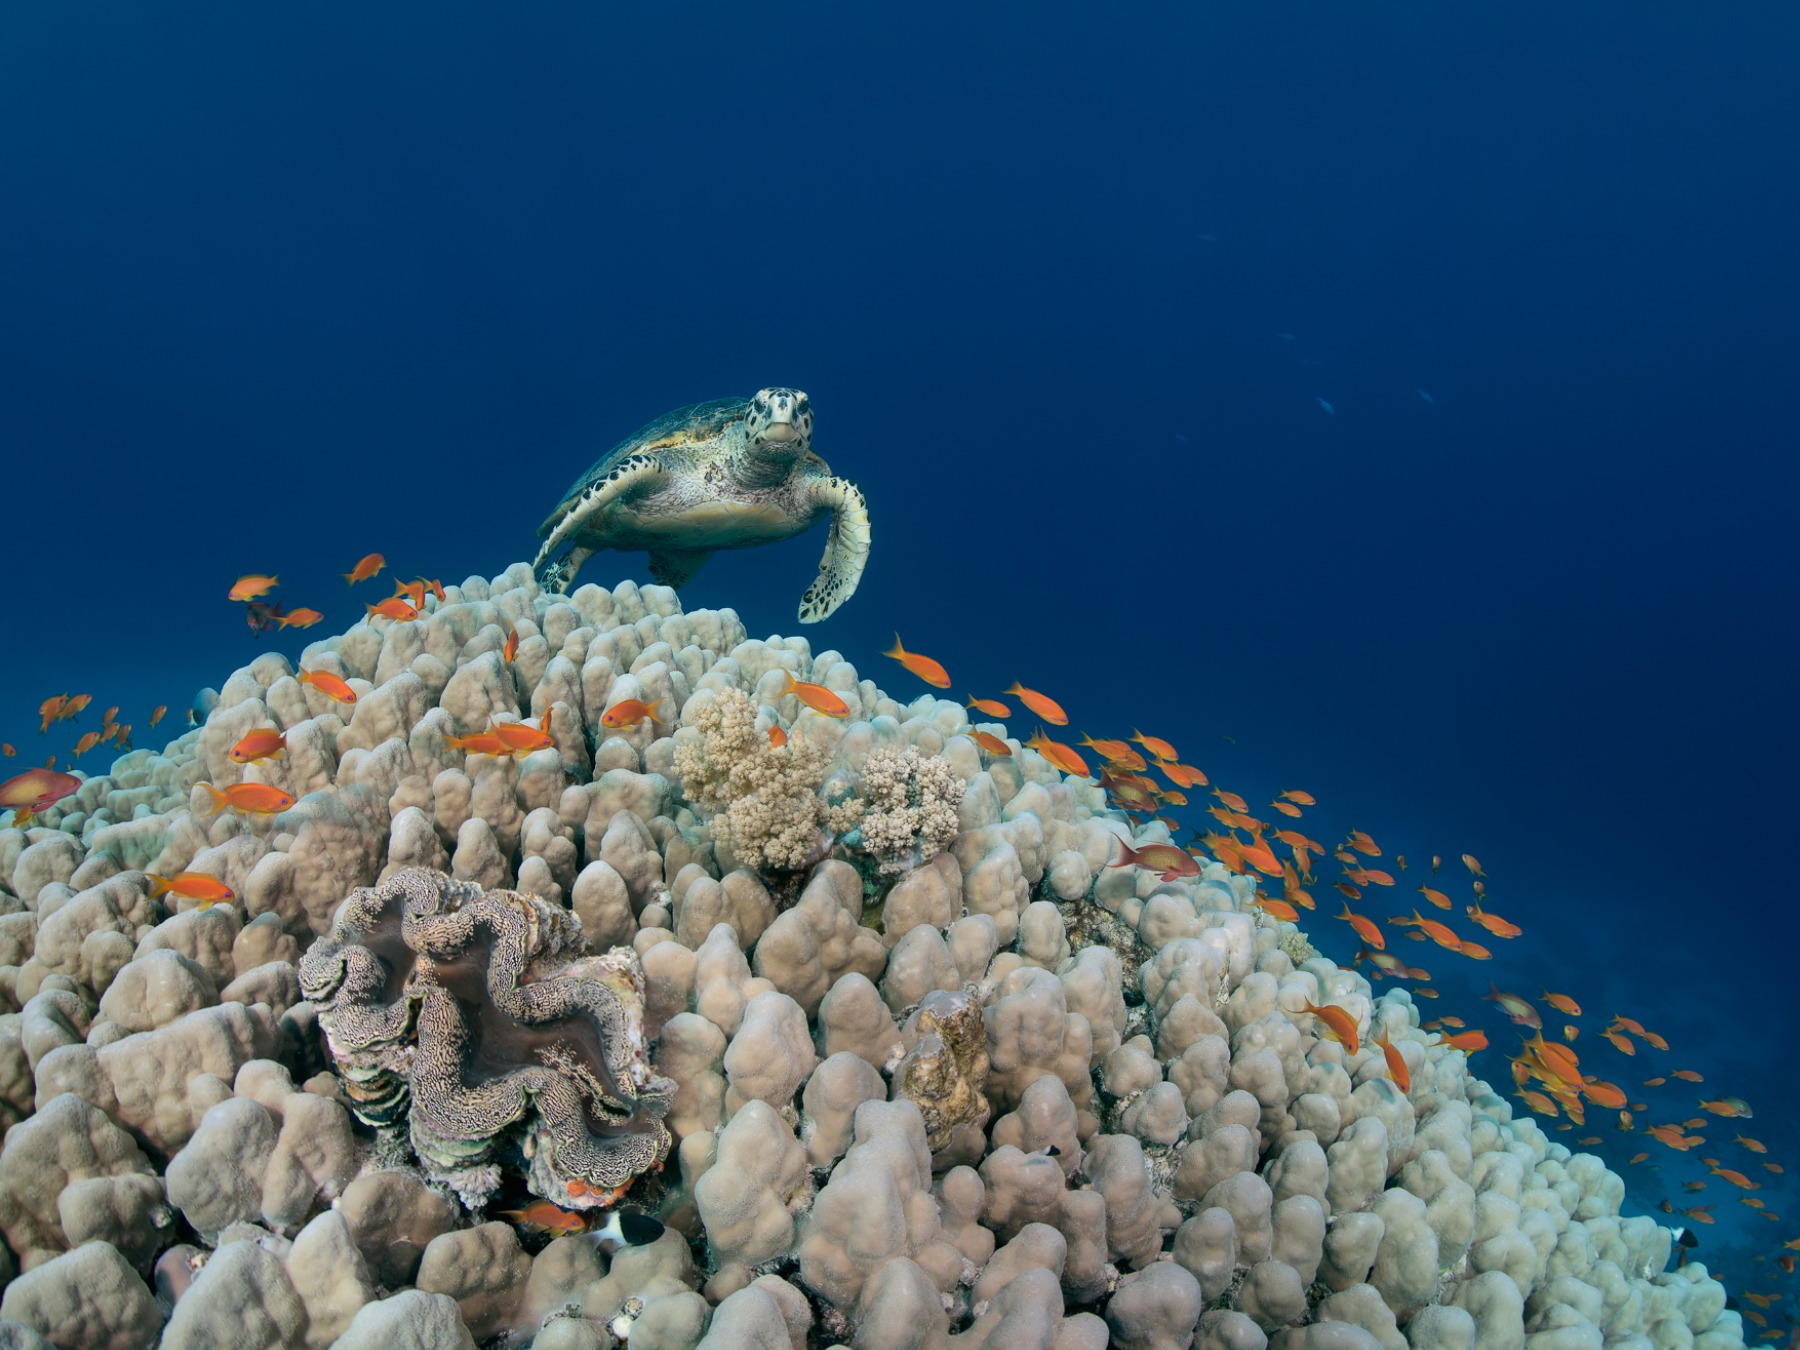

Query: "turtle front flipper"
left=797, top=475, right=871, bottom=624
left=647, top=548, right=711, bottom=590
left=532, top=454, right=670, bottom=593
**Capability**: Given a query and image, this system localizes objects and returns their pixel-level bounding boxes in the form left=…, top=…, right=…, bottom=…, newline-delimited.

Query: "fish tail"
left=884, top=633, right=906, bottom=659
left=145, top=873, right=171, bottom=899
left=1110, top=836, right=1139, bottom=868
left=198, top=784, right=227, bottom=817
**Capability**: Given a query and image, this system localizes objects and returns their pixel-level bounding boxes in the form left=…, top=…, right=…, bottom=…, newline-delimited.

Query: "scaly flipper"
left=532, top=455, right=669, bottom=593
left=797, top=475, right=871, bottom=623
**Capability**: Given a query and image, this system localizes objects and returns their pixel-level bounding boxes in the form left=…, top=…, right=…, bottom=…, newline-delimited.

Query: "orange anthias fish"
left=883, top=635, right=951, bottom=688
left=1466, top=902, right=1522, bottom=938
left=1004, top=682, right=1067, bottom=725
left=0, top=767, right=81, bottom=814
left=343, top=553, right=386, bottom=584
left=966, top=697, right=1012, bottom=718
left=1462, top=852, right=1485, bottom=877
left=601, top=698, right=669, bottom=730
left=1271, top=800, right=1303, bottom=818
left=1110, top=838, right=1200, bottom=880
left=277, top=608, right=324, bottom=629
left=968, top=729, right=1012, bottom=757
left=72, top=731, right=102, bottom=758
left=490, top=719, right=554, bottom=753
left=297, top=669, right=358, bottom=704
left=1543, top=991, right=1582, bottom=1017
left=149, top=705, right=168, bottom=728
left=60, top=693, right=92, bottom=721
left=1441, top=1029, right=1488, bottom=1054
left=1279, top=789, right=1317, bottom=805
left=229, top=729, right=287, bottom=764
left=1397, top=910, right=1464, bottom=953
left=778, top=673, right=850, bottom=718
left=1302, top=1000, right=1360, bottom=1055
left=1346, top=829, right=1381, bottom=857
left=228, top=573, right=279, bottom=601
left=0, top=745, right=11, bottom=758
left=1670, top=1068, right=1704, bottom=1082
left=419, top=577, right=446, bottom=603
left=145, top=872, right=237, bottom=908
left=1734, top=1134, right=1768, bottom=1154
left=1161, top=762, right=1209, bottom=789
left=1211, top=788, right=1250, bottom=813
left=1699, top=1097, right=1753, bottom=1119
left=1417, top=885, right=1452, bottom=910
left=1482, top=984, right=1542, bottom=1030
left=1131, top=730, right=1177, bottom=761
left=1256, top=896, right=1300, bottom=922
left=366, top=598, right=420, bottom=622
left=1457, top=939, right=1494, bottom=961
left=392, top=577, right=428, bottom=610
left=1581, top=1079, right=1629, bottom=1110
left=1080, top=735, right=1146, bottom=770
left=447, top=733, right=516, bottom=757
left=1336, top=903, right=1384, bottom=950
left=38, top=695, right=67, bottom=732
left=199, top=783, right=296, bottom=815
left=1376, top=1028, right=1410, bottom=1093
left=766, top=725, right=787, bottom=749
left=494, top=1201, right=587, bottom=1237
left=1026, top=731, right=1090, bottom=779
left=503, top=628, right=520, bottom=664
left=1709, top=1165, right=1760, bottom=1190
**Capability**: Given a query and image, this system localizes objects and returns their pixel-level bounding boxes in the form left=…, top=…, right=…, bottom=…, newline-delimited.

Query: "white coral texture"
left=856, top=747, right=966, bottom=875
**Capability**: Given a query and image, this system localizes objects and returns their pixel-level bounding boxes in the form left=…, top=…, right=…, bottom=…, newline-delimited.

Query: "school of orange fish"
left=3, top=598, right=1794, bottom=1321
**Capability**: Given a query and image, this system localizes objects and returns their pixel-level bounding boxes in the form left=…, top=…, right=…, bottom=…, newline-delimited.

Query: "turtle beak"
left=760, top=421, right=800, bottom=443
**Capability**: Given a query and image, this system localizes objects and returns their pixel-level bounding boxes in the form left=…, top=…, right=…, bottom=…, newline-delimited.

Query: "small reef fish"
left=0, top=745, right=11, bottom=757
left=149, top=705, right=167, bottom=727
left=244, top=600, right=285, bottom=636
left=60, top=694, right=92, bottom=721
left=1462, top=853, right=1485, bottom=877
left=602, top=698, right=670, bottom=730
left=199, top=782, right=295, bottom=815
left=1256, top=896, right=1300, bottom=922
left=1457, top=939, right=1493, bottom=961
left=490, top=717, right=554, bottom=753
left=1440, top=1029, right=1488, bottom=1053
left=1376, top=1028, right=1410, bottom=1092
left=967, top=729, right=1011, bottom=757
left=1670, top=1069, right=1704, bottom=1082
left=0, top=768, right=81, bottom=815
left=392, top=578, right=428, bottom=610
left=777, top=673, right=849, bottom=718
left=883, top=635, right=950, bottom=688
left=1004, top=682, right=1067, bottom=725
left=1161, top=762, right=1208, bottom=788
left=1109, top=838, right=1199, bottom=880
left=343, top=553, right=386, bottom=584
left=1211, top=788, right=1251, bottom=813
left=1080, top=736, right=1146, bottom=770
left=145, top=872, right=236, bottom=907
left=1345, top=830, right=1381, bottom=857
left=766, top=725, right=787, bottom=749
left=1396, top=910, right=1463, bottom=952
left=1302, top=1001, right=1359, bottom=1054
left=228, top=574, right=279, bottom=601
left=277, top=609, right=324, bottom=629
left=1700, top=1098, right=1753, bottom=1119
left=1025, top=731, right=1089, bottom=779
left=38, top=695, right=67, bottom=732
left=297, top=669, right=358, bottom=704
left=229, top=729, right=287, bottom=763
left=1131, top=730, right=1178, bottom=761
left=448, top=733, right=516, bottom=757
left=419, top=577, right=446, bottom=603
left=1543, top=991, right=1582, bottom=1017
left=1279, top=789, right=1317, bottom=805
left=1735, top=1135, right=1768, bottom=1154
left=965, top=697, right=1011, bottom=718
left=1336, top=903, right=1384, bottom=950
left=1466, top=902, right=1521, bottom=938
left=366, top=598, right=420, bottom=622
left=1482, top=984, right=1542, bottom=1029
left=503, top=628, right=519, bottom=664
left=585, top=1210, right=666, bottom=1252
left=494, top=1201, right=587, bottom=1237
left=72, top=731, right=101, bottom=758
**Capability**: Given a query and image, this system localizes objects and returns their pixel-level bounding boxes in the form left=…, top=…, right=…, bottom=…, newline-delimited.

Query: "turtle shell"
left=539, top=397, right=751, bottom=533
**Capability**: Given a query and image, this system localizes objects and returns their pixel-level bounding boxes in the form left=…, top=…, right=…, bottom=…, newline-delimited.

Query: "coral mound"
left=299, top=867, right=672, bottom=1210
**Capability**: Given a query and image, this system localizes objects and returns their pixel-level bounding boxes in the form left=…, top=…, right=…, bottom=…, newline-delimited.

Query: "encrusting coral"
left=0, top=565, right=1750, bottom=1349
left=298, top=867, right=673, bottom=1211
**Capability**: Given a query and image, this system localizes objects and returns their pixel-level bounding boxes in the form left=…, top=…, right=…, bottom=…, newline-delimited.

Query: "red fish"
left=494, top=1201, right=587, bottom=1237
left=343, top=553, right=386, bottom=584
left=1004, top=682, right=1067, bottom=725
left=228, top=574, right=279, bottom=601
left=778, top=673, right=849, bottom=718
left=297, top=669, right=357, bottom=704
left=145, top=872, right=237, bottom=907
left=883, top=635, right=951, bottom=688
left=601, top=698, right=670, bottom=729
left=0, top=768, right=81, bottom=814
left=199, top=783, right=295, bottom=815
left=229, top=729, right=287, bottom=763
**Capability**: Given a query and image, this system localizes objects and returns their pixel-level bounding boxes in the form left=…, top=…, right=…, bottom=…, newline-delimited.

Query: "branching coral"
left=855, top=746, right=966, bottom=875
left=297, top=868, right=673, bottom=1211
left=673, top=688, right=861, bottom=873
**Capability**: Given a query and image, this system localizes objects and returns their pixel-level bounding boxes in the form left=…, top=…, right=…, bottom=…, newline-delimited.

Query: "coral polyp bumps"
left=298, top=867, right=674, bottom=1212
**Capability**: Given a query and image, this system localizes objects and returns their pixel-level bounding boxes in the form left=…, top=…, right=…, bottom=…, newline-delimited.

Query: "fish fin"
left=198, top=784, right=226, bottom=817
left=884, top=633, right=906, bottom=660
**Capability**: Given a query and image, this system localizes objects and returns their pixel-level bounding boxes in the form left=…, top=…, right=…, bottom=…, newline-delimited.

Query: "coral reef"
left=0, top=564, right=1749, bottom=1349
left=298, top=867, right=673, bottom=1210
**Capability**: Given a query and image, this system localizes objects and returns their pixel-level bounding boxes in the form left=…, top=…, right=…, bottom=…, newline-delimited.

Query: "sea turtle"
left=532, top=387, right=871, bottom=623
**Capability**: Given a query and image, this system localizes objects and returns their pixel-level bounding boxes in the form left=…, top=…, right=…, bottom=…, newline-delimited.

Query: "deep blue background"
left=4, top=2, right=1796, bottom=1296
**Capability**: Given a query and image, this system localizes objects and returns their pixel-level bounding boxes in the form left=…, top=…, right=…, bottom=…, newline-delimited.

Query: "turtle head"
left=746, top=388, right=812, bottom=449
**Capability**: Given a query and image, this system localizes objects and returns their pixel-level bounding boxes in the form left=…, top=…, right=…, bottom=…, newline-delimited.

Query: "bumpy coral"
left=855, top=745, right=965, bottom=874
left=894, top=988, right=990, bottom=1151
left=298, top=867, right=673, bottom=1210
left=673, top=688, right=861, bottom=872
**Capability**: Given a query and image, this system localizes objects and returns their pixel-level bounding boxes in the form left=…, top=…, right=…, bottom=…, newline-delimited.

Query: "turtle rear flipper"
left=648, top=548, right=711, bottom=590
left=797, top=475, right=871, bottom=624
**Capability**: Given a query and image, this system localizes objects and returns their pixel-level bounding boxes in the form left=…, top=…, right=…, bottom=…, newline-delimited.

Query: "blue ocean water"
left=3, top=0, right=1796, bottom=1308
